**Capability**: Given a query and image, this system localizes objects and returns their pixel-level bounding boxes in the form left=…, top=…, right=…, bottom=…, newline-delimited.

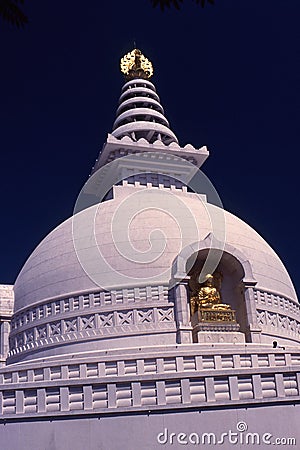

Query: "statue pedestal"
left=194, top=330, right=245, bottom=344
left=191, top=310, right=245, bottom=344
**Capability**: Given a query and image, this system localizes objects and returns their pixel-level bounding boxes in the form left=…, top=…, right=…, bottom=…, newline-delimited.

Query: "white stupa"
left=0, top=49, right=299, bottom=449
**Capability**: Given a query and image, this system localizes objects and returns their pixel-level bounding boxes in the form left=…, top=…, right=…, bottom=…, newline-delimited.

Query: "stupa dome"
left=14, top=190, right=296, bottom=309
left=10, top=183, right=298, bottom=362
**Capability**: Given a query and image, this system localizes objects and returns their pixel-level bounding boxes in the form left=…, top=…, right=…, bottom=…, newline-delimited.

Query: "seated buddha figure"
left=190, top=273, right=231, bottom=314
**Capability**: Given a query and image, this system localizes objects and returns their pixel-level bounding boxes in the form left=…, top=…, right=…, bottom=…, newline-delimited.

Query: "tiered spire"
left=90, top=48, right=209, bottom=179
left=111, top=49, right=178, bottom=145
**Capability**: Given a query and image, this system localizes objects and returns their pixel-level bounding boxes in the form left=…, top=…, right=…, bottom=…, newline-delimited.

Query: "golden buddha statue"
left=190, top=273, right=231, bottom=315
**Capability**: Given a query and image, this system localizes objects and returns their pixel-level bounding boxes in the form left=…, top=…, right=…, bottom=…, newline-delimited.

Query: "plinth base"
left=191, top=310, right=245, bottom=343
left=194, top=330, right=245, bottom=344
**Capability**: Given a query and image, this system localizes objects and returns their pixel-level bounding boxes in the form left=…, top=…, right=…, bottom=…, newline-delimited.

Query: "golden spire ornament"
left=120, top=49, right=153, bottom=80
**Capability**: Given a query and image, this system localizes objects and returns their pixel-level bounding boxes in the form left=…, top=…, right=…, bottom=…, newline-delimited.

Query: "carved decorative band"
left=0, top=369, right=299, bottom=418
left=257, top=309, right=300, bottom=339
left=8, top=306, right=175, bottom=357
left=2, top=348, right=300, bottom=386
left=11, top=285, right=169, bottom=333
left=254, top=288, right=300, bottom=319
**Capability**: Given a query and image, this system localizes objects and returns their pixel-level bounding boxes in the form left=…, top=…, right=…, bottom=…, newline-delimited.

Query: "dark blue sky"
left=0, top=1, right=299, bottom=294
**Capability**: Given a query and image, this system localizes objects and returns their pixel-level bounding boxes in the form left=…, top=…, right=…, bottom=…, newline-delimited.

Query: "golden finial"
left=120, top=49, right=153, bottom=80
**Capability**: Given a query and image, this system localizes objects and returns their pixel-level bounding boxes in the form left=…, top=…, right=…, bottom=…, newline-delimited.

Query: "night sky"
left=1, top=1, right=299, bottom=296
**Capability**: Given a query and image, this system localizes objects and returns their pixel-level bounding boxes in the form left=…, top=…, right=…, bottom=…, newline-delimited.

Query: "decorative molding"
left=11, top=285, right=169, bottom=333
left=8, top=306, right=175, bottom=358
left=257, top=309, right=300, bottom=340
left=2, top=349, right=300, bottom=385
left=1, top=348, right=300, bottom=418
left=253, top=287, right=300, bottom=341
left=172, top=234, right=256, bottom=282
left=254, top=288, right=300, bottom=319
left=0, top=285, right=14, bottom=319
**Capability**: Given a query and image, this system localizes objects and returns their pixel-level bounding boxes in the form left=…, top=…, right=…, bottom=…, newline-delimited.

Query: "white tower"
left=0, top=49, right=299, bottom=449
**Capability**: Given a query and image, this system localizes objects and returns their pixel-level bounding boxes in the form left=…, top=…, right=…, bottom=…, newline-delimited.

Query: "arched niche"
left=186, top=249, right=248, bottom=338
left=170, top=234, right=261, bottom=344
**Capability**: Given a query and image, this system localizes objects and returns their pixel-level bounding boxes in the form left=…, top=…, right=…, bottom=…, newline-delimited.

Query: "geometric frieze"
left=8, top=305, right=175, bottom=358
left=10, top=286, right=300, bottom=349
left=10, top=285, right=169, bottom=333
left=251, top=287, right=300, bottom=342
left=253, top=288, right=300, bottom=319
left=8, top=284, right=300, bottom=357
left=256, top=308, right=300, bottom=339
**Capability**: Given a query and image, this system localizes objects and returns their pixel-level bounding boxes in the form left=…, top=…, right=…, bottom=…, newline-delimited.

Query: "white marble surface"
left=13, top=185, right=297, bottom=312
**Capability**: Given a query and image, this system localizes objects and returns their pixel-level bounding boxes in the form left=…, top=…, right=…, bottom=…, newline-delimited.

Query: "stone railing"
left=8, top=285, right=174, bottom=359
left=254, top=288, right=300, bottom=319
left=256, top=309, right=300, bottom=341
left=1, top=347, right=300, bottom=418
left=11, top=285, right=169, bottom=332
left=254, top=288, right=300, bottom=341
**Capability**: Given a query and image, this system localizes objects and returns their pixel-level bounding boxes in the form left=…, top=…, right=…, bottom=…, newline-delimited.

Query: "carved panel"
left=256, top=309, right=300, bottom=339
left=11, top=285, right=169, bottom=334
left=8, top=304, right=176, bottom=358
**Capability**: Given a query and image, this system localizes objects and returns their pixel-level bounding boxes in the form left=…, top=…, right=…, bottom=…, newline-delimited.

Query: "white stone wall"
left=0, top=285, right=14, bottom=366
left=1, top=404, right=300, bottom=450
